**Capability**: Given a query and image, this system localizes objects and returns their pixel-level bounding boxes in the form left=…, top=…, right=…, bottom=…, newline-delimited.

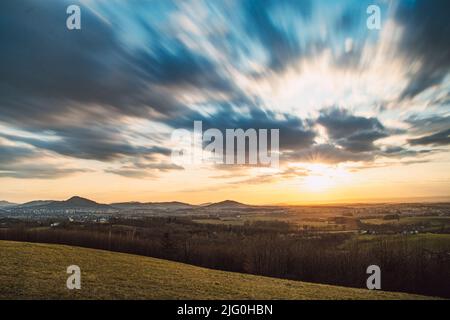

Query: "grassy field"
left=342, top=233, right=450, bottom=251
left=361, top=216, right=450, bottom=226
left=193, top=214, right=450, bottom=232
left=0, top=240, right=437, bottom=300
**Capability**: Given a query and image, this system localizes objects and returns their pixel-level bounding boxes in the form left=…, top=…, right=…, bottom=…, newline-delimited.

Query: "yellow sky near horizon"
left=2, top=158, right=449, bottom=205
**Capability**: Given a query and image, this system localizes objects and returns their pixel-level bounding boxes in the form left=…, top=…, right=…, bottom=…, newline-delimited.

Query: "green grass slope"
left=0, top=240, right=435, bottom=300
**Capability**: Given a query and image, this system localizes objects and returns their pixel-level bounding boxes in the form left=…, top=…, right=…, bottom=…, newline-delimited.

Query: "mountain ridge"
left=3, top=196, right=255, bottom=212
left=204, top=200, right=250, bottom=208
left=34, top=196, right=112, bottom=210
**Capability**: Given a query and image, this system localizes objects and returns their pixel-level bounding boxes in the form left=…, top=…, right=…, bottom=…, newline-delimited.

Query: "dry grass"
left=0, top=240, right=436, bottom=300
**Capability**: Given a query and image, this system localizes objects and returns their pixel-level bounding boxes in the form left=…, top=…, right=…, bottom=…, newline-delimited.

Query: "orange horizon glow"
left=2, top=159, right=449, bottom=205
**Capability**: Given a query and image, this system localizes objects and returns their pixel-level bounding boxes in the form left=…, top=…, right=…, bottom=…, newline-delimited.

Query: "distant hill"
left=205, top=200, right=250, bottom=209
left=14, top=200, right=54, bottom=208
left=111, top=201, right=194, bottom=210
left=0, top=240, right=434, bottom=300
left=4, top=197, right=260, bottom=214
left=37, top=196, right=112, bottom=210
left=0, top=201, right=17, bottom=208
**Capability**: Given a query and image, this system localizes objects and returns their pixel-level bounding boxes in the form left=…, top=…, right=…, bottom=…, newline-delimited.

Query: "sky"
left=0, top=0, right=449, bottom=204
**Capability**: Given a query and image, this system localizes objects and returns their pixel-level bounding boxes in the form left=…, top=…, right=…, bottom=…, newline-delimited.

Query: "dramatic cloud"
left=381, top=146, right=432, bottom=158
left=168, top=103, right=316, bottom=151
left=285, top=144, right=374, bottom=164
left=406, top=115, right=450, bottom=136
left=0, top=142, right=88, bottom=179
left=0, top=0, right=448, bottom=183
left=241, top=0, right=311, bottom=72
left=106, top=161, right=183, bottom=178
left=394, top=0, right=450, bottom=100
left=317, top=108, right=389, bottom=152
left=0, top=164, right=89, bottom=179
left=408, top=129, right=450, bottom=146
left=0, top=129, right=171, bottom=161
left=405, top=115, right=450, bottom=146
left=0, top=143, right=36, bottom=164
left=0, top=0, right=238, bottom=128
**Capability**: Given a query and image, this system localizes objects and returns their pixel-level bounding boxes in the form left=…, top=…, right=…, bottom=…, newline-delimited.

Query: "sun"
left=304, top=175, right=334, bottom=192
left=301, top=163, right=349, bottom=193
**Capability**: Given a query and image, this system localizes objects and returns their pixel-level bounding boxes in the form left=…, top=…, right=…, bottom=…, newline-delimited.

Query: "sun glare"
left=301, top=164, right=349, bottom=192
left=304, top=175, right=334, bottom=192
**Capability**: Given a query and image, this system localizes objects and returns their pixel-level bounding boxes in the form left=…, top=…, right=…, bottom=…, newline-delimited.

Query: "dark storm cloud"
left=0, top=0, right=241, bottom=168
left=0, top=0, right=140, bottom=119
left=408, top=129, right=450, bottom=146
left=0, top=144, right=35, bottom=164
left=405, top=115, right=450, bottom=135
left=285, top=143, right=432, bottom=165
left=294, top=108, right=428, bottom=164
left=168, top=103, right=316, bottom=151
left=0, top=0, right=448, bottom=179
left=337, top=130, right=388, bottom=152
left=0, top=143, right=88, bottom=178
left=241, top=0, right=312, bottom=72
left=317, top=108, right=389, bottom=152
left=170, top=104, right=423, bottom=165
left=0, top=0, right=236, bottom=127
left=381, top=146, right=432, bottom=158
left=135, top=39, right=234, bottom=94
left=405, top=115, right=450, bottom=146
left=394, top=0, right=450, bottom=100
left=1, top=129, right=171, bottom=161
